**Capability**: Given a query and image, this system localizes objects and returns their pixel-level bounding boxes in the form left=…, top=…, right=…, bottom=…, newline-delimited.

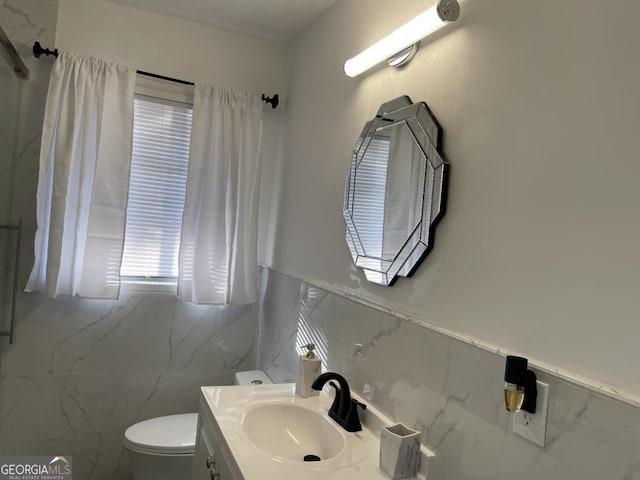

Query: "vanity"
left=192, top=383, right=436, bottom=480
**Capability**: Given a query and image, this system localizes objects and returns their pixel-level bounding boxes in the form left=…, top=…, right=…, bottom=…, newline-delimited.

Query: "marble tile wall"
left=258, top=268, right=640, bottom=480
left=1, top=292, right=257, bottom=479
left=0, top=3, right=259, bottom=480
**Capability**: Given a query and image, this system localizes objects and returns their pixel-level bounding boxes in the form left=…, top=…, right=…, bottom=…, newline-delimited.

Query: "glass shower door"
left=0, top=26, right=26, bottom=347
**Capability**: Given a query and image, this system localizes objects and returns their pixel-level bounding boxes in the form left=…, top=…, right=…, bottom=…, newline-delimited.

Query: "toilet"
left=124, top=370, right=273, bottom=480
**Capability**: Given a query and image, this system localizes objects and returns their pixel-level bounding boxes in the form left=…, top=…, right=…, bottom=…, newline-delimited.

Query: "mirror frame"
left=343, top=96, right=449, bottom=286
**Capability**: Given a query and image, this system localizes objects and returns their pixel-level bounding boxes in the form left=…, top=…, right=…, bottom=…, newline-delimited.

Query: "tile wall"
left=258, top=268, right=640, bottom=480
left=0, top=293, right=256, bottom=479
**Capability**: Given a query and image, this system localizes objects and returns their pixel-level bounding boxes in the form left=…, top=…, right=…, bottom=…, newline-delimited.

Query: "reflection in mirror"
left=344, top=96, right=448, bottom=286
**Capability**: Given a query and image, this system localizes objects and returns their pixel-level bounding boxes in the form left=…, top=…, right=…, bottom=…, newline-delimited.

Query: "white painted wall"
left=272, top=0, right=640, bottom=398
left=55, top=0, right=287, bottom=94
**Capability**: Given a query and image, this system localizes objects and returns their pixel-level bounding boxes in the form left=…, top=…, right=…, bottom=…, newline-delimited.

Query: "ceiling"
left=109, top=0, right=336, bottom=43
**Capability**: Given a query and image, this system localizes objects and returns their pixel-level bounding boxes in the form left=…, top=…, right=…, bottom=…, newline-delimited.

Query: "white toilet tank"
left=234, top=370, right=273, bottom=386
left=124, top=371, right=272, bottom=480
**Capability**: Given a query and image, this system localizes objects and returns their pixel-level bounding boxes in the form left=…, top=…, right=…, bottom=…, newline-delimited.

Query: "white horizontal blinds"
left=352, top=136, right=390, bottom=260
left=120, top=96, right=193, bottom=279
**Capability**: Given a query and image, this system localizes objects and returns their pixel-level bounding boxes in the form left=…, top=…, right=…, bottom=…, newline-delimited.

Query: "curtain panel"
left=178, top=85, right=263, bottom=304
left=26, top=52, right=135, bottom=298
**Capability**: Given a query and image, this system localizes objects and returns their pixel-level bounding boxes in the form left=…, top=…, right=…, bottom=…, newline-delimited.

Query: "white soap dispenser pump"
left=296, top=343, right=321, bottom=398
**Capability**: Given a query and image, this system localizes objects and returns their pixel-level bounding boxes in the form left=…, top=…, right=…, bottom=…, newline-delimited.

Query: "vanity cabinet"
left=196, top=384, right=431, bottom=479
left=192, top=396, right=242, bottom=480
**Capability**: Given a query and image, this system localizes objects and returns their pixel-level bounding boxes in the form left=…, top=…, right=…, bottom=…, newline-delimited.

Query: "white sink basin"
left=241, top=403, right=345, bottom=462
left=201, top=384, right=436, bottom=478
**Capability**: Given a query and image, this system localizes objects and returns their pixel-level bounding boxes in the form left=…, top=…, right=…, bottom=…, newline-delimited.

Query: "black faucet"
left=311, top=372, right=366, bottom=432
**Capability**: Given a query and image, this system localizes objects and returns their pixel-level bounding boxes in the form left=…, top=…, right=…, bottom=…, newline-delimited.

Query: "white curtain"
left=178, top=85, right=263, bottom=304
left=25, top=52, right=135, bottom=299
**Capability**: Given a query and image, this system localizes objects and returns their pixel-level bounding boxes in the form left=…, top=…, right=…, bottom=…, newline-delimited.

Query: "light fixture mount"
left=437, top=0, right=460, bottom=22
left=387, top=43, right=419, bottom=68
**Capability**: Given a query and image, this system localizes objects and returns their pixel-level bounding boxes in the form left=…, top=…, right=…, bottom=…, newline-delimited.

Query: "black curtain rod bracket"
left=33, top=41, right=58, bottom=58
left=33, top=42, right=279, bottom=109
left=262, top=94, right=279, bottom=109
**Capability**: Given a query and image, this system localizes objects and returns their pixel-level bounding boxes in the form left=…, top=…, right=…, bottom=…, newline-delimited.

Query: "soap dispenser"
left=296, top=343, right=321, bottom=398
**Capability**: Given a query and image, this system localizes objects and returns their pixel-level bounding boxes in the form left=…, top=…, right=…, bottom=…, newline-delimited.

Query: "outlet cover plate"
left=512, top=380, right=549, bottom=447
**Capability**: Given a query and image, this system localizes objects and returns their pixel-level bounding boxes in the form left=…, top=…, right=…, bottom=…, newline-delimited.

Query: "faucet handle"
left=344, top=398, right=365, bottom=432
left=353, top=399, right=367, bottom=410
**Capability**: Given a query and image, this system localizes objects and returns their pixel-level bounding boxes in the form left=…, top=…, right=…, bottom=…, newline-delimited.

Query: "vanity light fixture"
left=344, top=0, right=460, bottom=78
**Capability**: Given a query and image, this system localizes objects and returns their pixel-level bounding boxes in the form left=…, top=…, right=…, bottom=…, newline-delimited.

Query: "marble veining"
left=267, top=265, right=640, bottom=409
left=0, top=289, right=258, bottom=479
left=258, top=268, right=640, bottom=480
left=1, top=0, right=57, bottom=56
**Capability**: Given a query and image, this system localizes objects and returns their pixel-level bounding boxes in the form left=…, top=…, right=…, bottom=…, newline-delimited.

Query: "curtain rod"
left=32, top=42, right=279, bottom=109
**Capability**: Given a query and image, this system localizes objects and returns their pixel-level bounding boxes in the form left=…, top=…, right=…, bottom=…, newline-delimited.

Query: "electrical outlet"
left=512, top=380, right=549, bottom=447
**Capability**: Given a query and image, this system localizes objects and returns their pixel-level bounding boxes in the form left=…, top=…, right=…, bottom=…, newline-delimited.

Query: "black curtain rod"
left=33, top=42, right=279, bottom=109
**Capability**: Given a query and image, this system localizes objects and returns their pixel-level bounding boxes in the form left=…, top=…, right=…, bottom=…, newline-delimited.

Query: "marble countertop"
left=200, top=383, right=436, bottom=480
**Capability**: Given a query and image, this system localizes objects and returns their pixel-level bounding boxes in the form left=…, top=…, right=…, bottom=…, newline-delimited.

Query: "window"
left=120, top=95, right=193, bottom=284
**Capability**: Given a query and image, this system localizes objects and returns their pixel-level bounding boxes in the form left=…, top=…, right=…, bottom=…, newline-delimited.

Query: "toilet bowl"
left=124, top=370, right=273, bottom=480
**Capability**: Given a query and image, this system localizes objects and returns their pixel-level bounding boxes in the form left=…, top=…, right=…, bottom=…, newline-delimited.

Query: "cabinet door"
left=192, top=426, right=215, bottom=480
left=214, top=442, right=235, bottom=480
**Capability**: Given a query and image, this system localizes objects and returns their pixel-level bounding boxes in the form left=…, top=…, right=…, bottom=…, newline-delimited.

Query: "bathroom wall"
left=55, top=0, right=287, bottom=94
left=270, top=0, right=640, bottom=400
left=1, top=294, right=256, bottom=479
left=0, top=2, right=280, bottom=479
left=258, top=268, right=640, bottom=479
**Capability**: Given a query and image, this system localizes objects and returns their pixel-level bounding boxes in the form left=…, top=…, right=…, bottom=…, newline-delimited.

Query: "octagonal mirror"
left=343, top=96, right=449, bottom=286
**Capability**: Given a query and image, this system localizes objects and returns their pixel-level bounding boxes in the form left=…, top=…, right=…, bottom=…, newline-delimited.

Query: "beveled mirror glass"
left=343, top=96, right=449, bottom=286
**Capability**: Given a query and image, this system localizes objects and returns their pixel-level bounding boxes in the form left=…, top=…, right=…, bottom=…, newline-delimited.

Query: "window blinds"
left=120, top=96, right=193, bottom=280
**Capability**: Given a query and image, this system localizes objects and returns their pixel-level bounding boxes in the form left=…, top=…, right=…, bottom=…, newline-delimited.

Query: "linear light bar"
left=344, top=0, right=460, bottom=78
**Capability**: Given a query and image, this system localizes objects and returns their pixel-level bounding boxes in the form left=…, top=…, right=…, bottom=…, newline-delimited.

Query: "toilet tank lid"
left=124, top=413, right=197, bottom=454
